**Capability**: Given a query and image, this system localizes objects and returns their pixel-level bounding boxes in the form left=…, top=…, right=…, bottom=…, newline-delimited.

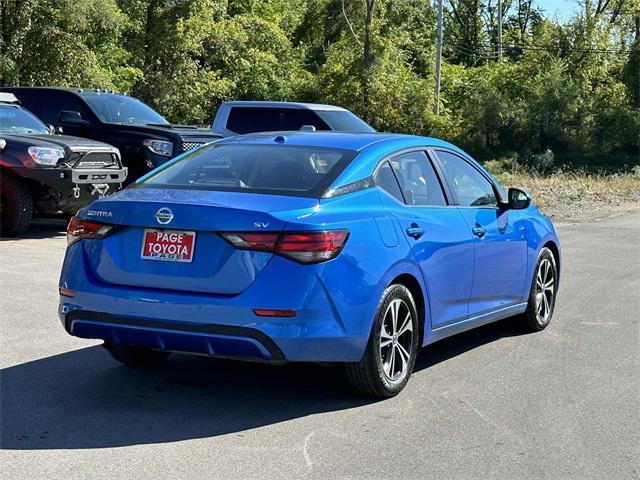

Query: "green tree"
left=1, top=0, right=131, bottom=88
left=0, top=0, right=636, bottom=156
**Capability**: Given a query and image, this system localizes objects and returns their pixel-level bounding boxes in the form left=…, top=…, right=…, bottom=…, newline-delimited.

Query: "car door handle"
left=472, top=226, right=486, bottom=238
left=406, top=224, right=425, bottom=239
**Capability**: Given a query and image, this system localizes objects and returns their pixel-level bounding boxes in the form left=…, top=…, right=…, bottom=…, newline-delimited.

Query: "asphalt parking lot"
left=1, top=212, right=639, bottom=480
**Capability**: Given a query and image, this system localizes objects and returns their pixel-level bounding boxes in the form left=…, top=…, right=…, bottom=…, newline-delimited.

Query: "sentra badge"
left=87, top=210, right=113, bottom=218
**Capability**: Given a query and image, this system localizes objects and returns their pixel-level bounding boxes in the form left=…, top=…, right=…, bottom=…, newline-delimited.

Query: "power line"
left=444, top=41, right=634, bottom=56
left=446, top=43, right=500, bottom=60
left=504, top=43, right=634, bottom=54
left=486, top=40, right=633, bottom=55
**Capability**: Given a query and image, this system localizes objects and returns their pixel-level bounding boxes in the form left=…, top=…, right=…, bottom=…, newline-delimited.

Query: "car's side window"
left=389, top=151, right=447, bottom=206
left=374, top=161, right=404, bottom=202
left=41, top=93, right=87, bottom=125
left=436, top=150, right=497, bottom=207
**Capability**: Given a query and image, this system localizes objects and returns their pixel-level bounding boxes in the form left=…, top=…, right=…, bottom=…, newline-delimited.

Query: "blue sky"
left=535, top=0, right=580, bottom=20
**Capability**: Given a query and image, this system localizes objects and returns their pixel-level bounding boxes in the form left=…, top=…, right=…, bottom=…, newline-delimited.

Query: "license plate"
left=141, top=229, right=196, bottom=263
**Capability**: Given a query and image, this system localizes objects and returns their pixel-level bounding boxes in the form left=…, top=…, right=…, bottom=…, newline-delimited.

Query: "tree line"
left=1, top=0, right=638, bottom=161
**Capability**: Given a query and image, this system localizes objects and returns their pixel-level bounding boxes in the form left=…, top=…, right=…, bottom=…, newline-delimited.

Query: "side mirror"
left=0, top=139, right=6, bottom=151
left=507, top=187, right=531, bottom=210
left=58, top=110, right=89, bottom=126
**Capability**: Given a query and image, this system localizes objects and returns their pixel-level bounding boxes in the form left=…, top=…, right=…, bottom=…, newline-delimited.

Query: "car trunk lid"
left=79, top=188, right=317, bottom=295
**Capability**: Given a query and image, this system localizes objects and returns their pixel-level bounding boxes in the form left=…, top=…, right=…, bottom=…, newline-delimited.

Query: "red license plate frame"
left=140, top=229, right=196, bottom=263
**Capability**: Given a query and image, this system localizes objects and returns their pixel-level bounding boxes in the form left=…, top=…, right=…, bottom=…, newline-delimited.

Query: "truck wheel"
left=0, top=174, right=33, bottom=237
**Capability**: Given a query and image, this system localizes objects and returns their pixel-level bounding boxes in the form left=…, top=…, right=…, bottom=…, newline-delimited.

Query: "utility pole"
left=497, top=0, right=503, bottom=59
left=434, top=0, right=443, bottom=115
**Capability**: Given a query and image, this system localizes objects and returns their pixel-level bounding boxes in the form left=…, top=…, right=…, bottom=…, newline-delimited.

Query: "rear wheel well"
left=391, top=274, right=426, bottom=347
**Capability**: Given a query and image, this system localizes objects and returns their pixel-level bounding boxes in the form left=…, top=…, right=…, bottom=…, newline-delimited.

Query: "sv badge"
left=254, top=222, right=269, bottom=228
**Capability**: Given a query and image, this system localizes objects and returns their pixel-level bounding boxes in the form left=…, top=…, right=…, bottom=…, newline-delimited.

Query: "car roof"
left=221, top=101, right=349, bottom=112
left=211, top=131, right=487, bottom=194
left=216, top=131, right=458, bottom=152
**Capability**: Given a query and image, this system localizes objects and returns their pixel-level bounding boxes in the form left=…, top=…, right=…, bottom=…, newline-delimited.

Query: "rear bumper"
left=58, top=242, right=379, bottom=363
left=59, top=300, right=366, bottom=363
left=64, top=311, right=285, bottom=362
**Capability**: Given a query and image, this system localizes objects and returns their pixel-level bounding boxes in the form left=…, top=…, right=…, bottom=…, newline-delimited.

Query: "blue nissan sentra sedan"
left=58, top=132, right=560, bottom=397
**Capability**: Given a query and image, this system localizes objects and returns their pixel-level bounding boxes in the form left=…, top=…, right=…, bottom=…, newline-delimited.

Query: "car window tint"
left=41, top=93, right=87, bottom=125
left=139, top=144, right=355, bottom=198
left=315, top=110, right=375, bottom=132
left=0, top=105, right=48, bottom=134
left=374, top=161, right=404, bottom=202
left=436, top=151, right=497, bottom=207
left=389, top=151, right=447, bottom=206
left=227, top=107, right=330, bottom=134
left=276, top=109, right=331, bottom=131
left=84, top=94, right=167, bottom=125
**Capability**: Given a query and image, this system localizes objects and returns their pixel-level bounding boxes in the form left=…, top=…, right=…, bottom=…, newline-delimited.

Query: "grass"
left=482, top=156, right=640, bottom=222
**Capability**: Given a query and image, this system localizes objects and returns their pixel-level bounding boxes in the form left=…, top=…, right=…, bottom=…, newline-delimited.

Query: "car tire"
left=520, top=247, right=558, bottom=332
left=345, top=284, right=420, bottom=398
left=103, top=342, right=171, bottom=367
left=0, top=174, right=33, bottom=237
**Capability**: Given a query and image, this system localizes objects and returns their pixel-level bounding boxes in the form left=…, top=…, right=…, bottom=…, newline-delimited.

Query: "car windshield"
left=137, top=144, right=356, bottom=197
left=316, top=110, right=375, bottom=132
left=0, top=105, right=48, bottom=134
left=83, top=94, right=168, bottom=125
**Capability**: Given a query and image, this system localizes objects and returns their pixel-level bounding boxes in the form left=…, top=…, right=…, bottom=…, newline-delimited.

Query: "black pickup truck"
left=0, top=93, right=127, bottom=236
left=1, top=87, right=221, bottom=179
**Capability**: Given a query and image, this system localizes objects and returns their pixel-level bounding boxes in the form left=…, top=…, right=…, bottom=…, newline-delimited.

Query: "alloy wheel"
left=379, top=298, right=414, bottom=382
left=535, top=258, right=555, bottom=325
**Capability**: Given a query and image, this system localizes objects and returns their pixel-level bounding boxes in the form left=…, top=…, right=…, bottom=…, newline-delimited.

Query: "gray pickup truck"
left=211, top=101, right=374, bottom=137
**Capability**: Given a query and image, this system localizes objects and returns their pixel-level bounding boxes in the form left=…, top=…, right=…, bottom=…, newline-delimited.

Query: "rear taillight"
left=218, top=232, right=279, bottom=252
left=67, top=216, right=115, bottom=246
left=276, top=231, right=349, bottom=263
left=220, top=230, right=349, bottom=264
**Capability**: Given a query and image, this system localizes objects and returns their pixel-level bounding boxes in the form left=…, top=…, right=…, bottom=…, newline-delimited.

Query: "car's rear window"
left=136, top=144, right=356, bottom=197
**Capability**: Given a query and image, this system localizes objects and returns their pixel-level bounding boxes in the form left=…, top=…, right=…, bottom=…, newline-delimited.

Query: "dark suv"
left=1, top=87, right=221, bottom=179
left=0, top=93, right=127, bottom=236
